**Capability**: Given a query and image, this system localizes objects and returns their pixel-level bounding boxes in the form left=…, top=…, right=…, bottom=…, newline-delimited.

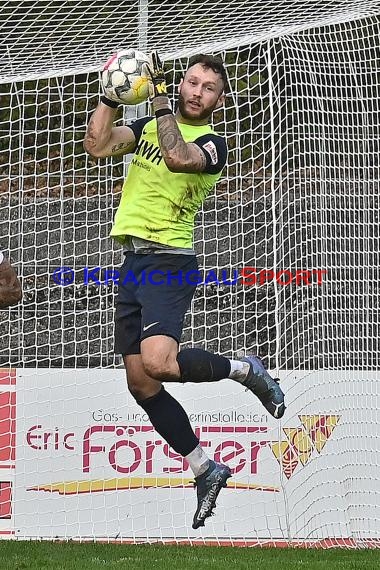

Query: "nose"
left=192, top=84, right=202, bottom=97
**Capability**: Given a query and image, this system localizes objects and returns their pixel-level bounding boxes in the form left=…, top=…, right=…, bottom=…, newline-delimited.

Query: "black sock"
left=177, top=348, right=231, bottom=383
left=137, top=386, right=199, bottom=456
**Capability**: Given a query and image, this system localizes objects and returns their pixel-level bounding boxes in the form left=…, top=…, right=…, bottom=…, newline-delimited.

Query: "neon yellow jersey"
left=110, top=117, right=227, bottom=249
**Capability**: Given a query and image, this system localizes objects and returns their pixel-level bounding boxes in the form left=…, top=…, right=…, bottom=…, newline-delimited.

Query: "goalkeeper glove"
left=145, top=51, right=168, bottom=99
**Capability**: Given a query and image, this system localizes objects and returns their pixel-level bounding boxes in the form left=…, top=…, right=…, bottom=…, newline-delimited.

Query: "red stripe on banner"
left=90, top=538, right=380, bottom=548
left=0, top=481, right=12, bottom=519
left=201, top=426, right=267, bottom=433
left=0, top=370, right=16, bottom=386
left=0, top=391, right=16, bottom=463
left=119, top=426, right=155, bottom=433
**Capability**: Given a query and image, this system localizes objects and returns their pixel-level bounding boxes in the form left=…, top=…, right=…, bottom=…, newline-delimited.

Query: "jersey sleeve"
left=193, top=134, right=228, bottom=175
left=128, top=116, right=154, bottom=145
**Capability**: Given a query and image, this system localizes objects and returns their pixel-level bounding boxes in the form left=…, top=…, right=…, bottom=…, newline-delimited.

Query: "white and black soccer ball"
left=102, top=49, right=150, bottom=105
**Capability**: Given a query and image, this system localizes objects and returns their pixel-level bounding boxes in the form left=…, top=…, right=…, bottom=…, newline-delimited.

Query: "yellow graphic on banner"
left=283, top=427, right=314, bottom=465
left=299, top=415, right=340, bottom=452
left=270, top=440, right=299, bottom=479
left=270, top=414, right=340, bottom=479
left=27, top=478, right=279, bottom=495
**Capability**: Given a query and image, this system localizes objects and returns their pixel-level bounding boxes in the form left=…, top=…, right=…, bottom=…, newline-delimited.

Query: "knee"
left=141, top=353, right=178, bottom=382
left=126, top=369, right=162, bottom=403
left=128, top=382, right=149, bottom=404
left=127, top=379, right=146, bottom=402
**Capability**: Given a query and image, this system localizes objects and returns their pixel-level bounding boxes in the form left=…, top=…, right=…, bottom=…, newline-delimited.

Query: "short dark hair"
left=187, top=54, right=228, bottom=93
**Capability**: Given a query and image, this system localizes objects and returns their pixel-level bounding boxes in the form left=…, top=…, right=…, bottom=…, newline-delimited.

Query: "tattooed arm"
left=152, top=97, right=206, bottom=173
left=157, top=114, right=207, bottom=173
left=83, top=100, right=137, bottom=158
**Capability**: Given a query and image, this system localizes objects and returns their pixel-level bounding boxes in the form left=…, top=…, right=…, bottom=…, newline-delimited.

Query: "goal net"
left=0, top=0, right=379, bottom=546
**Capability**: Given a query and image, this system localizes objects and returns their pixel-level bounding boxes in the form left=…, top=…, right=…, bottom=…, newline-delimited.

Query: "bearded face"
left=177, top=63, right=225, bottom=123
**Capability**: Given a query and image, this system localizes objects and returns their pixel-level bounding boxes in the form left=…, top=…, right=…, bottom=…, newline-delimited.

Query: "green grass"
left=0, top=542, right=379, bottom=570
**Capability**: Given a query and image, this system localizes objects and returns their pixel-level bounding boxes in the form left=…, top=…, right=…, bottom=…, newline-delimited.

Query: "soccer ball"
left=102, top=49, right=150, bottom=105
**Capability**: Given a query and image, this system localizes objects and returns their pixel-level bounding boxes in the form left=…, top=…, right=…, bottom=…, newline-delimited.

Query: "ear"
left=214, top=92, right=226, bottom=110
left=178, top=78, right=184, bottom=94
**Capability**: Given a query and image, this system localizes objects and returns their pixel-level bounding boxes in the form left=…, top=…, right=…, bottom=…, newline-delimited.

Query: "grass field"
left=0, top=542, right=379, bottom=570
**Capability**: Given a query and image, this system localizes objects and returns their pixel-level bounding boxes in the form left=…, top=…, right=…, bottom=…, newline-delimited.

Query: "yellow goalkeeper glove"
left=145, top=50, right=168, bottom=99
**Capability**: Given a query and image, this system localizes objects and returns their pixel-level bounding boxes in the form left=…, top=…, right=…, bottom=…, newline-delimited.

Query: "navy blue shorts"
left=114, top=252, right=198, bottom=355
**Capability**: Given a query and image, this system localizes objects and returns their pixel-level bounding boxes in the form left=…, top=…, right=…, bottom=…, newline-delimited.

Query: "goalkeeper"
left=84, top=52, right=285, bottom=529
left=0, top=251, right=22, bottom=309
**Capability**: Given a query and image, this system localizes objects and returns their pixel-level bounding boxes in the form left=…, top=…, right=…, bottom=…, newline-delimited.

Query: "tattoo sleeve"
left=84, top=104, right=136, bottom=158
left=84, top=118, right=98, bottom=154
left=156, top=114, right=206, bottom=171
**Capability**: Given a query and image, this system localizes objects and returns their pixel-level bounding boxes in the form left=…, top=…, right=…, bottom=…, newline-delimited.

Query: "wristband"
left=155, top=108, right=173, bottom=118
left=100, top=95, right=119, bottom=109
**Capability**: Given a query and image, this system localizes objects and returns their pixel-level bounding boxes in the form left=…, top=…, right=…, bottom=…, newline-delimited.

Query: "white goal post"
left=0, top=0, right=379, bottom=546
